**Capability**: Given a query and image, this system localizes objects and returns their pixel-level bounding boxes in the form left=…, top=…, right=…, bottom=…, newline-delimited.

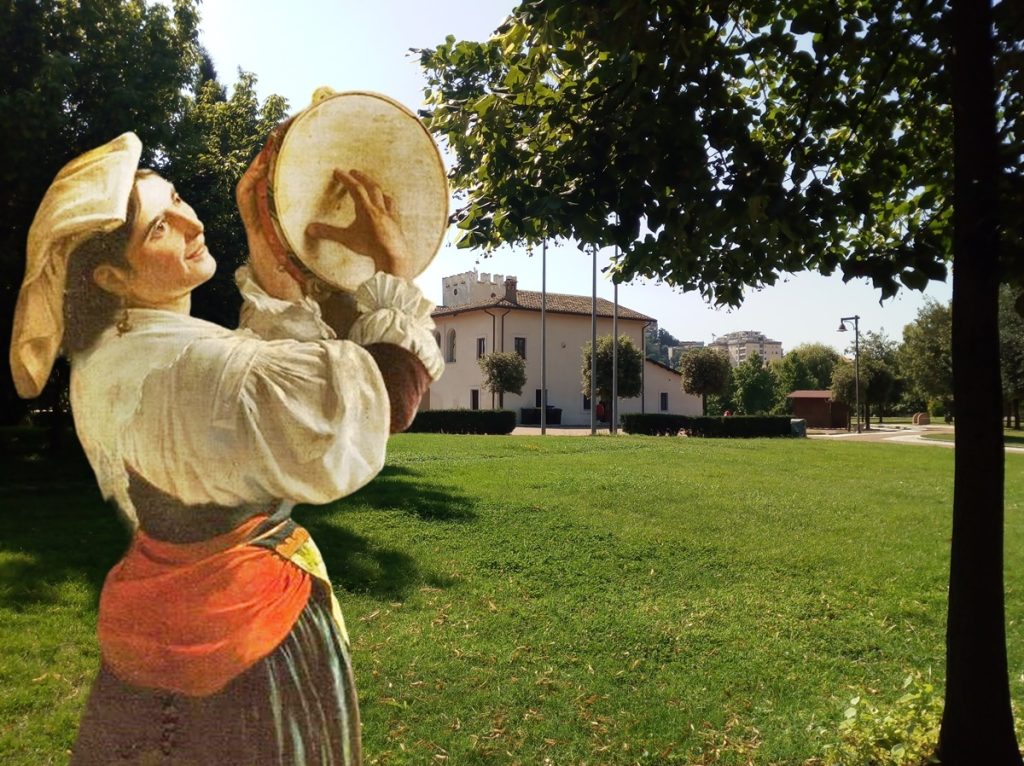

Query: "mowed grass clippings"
left=0, top=434, right=1021, bottom=764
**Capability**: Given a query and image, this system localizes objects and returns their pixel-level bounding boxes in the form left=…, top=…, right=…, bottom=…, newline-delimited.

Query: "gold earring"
left=116, top=298, right=132, bottom=336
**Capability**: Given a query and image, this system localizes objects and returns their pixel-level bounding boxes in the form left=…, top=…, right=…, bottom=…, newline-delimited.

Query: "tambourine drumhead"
left=271, top=91, right=448, bottom=292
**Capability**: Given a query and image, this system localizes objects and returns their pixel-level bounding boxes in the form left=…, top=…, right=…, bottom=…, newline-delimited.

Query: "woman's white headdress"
left=10, top=132, right=142, bottom=398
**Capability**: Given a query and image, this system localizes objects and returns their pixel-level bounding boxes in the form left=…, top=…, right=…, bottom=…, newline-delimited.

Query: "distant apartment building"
left=427, top=270, right=702, bottom=424
left=708, top=330, right=783, bottom=366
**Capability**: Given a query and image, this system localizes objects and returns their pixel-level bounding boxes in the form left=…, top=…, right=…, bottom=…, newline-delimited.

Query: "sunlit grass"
left=2, top=434, right=1023, bottom=764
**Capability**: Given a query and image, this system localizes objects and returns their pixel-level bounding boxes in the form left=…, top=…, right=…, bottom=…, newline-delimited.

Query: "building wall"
left=627, top=362, right=702, bottom=418
left=428, top=311, right=495, bottom=410
left=429, top=309, right=699, bottom=424
left=710, top=338, right=784, bottom=366
left=442, top=270, right=508, bottom=307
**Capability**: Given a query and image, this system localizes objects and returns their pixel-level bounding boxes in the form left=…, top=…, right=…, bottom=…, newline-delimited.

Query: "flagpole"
left=612, top=276, right=618, bottom=435
left=590, top=244, right=597, bottom=435
left=541, top=240, right=547, bottom=435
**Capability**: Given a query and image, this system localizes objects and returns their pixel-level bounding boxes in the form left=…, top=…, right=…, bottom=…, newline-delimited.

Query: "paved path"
left=512, top=426, right=608, bottom=436
left=809, top=424, right=1024, bottom=453
left=512, top=423, right=1024, bottom=453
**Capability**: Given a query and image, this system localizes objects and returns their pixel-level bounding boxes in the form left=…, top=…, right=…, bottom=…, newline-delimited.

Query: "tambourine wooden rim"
left=257, top=90, right=449, bottom=293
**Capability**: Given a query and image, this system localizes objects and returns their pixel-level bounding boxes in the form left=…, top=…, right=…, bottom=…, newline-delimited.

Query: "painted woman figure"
left=9, top=132, right=443, bottom=764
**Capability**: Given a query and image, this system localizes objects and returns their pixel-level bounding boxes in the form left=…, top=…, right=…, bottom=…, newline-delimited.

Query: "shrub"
left=620, top=414, right=792, bottom=437
left=820, top=673, right=942, bottom=766
left=619, top=413, right=688, bottom=435
left=407, top=409, right=516, bottom=435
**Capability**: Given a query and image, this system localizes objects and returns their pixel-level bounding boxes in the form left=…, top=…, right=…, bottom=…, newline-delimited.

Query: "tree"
left=419, top=1, right=1022, bottom=759
left=830, top=358, right=895, bottom=430
left=678, top=347, right=731, bottom=415
left=851, top=330, right=901, bottom=422
left=770, top=342, right=840, bottom=411
left=0, top=0, right=202, bottom=424
left=1000, top=286, right=1024, bottom=429
left=899, top=300, right=954, bottom=414
left=645, top=325, right=680, bottom=367
left=477, top=351, right=526, bottom=408
left=580, top=334, right=643, bottom=414
left=731, top=352, right=776, bottom=415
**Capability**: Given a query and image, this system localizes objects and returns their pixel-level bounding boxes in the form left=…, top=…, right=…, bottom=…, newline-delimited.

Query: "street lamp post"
left=838, top=315, right=861, bottom=433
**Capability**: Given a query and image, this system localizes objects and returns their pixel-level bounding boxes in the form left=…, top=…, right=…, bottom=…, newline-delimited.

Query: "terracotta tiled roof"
left=787, top=390, right=834, bottom=399
left=432, top=289, right=654, bottom=322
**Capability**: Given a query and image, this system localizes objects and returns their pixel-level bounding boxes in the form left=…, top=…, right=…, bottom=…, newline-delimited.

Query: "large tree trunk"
left=939, top=0, right=1021, bottom=762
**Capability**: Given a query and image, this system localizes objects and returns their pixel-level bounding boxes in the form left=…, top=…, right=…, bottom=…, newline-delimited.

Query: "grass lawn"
left=2, top=434, right=1024, bottom=764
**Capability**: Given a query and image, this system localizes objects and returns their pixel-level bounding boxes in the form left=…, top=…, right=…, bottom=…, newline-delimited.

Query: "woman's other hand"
left=305, top=169, right=415, bottom=280
left=237, top=140, right=306, bottom=302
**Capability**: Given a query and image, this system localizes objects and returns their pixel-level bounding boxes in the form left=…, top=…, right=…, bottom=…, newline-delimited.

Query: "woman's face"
left=114, top=174, right=216, bottom=308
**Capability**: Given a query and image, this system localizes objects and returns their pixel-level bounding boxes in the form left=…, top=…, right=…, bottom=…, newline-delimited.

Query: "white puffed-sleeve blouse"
left=70, top=268, right=443, bottom=526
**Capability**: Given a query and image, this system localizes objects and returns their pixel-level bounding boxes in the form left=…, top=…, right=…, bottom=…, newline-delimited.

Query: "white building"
left=427, top=271, right=702, bottom=425
left=707, top=330, right=783, bottom=367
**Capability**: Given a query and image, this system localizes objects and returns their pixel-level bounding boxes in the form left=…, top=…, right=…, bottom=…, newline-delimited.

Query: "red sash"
left=97, top=515, right=312, bottom=697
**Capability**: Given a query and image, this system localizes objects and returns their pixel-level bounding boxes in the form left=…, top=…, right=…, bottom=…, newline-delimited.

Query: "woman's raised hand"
left=237, top=138, right=306, bottom=302
left=306, top=169, right=414, bottom=280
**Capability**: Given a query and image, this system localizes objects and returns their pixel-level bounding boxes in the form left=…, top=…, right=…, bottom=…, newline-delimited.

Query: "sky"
left=195, top=0, right=953, bottom=353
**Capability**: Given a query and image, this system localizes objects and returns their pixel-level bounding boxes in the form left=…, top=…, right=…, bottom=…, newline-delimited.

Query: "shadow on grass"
left=346, top=464, right=478, bottom=523
left=290, top=465, right=476, bottom=602
left=0, top=441, right=472, bottom=608
left=0, top=447, right=128, bottom=610
left=292, top=518, right=455, bottom=602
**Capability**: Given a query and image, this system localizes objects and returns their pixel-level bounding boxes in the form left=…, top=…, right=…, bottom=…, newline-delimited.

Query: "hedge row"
left=407, top=409, right=517, bottom=435
left=620, top=413, right=793, bottom=437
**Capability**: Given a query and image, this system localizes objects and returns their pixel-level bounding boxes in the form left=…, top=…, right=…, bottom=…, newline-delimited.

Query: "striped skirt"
left=70, top=590, right=361, bottom=765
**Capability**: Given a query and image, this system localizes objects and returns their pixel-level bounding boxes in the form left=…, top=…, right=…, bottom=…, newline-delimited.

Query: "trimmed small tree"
left=678, top=347, right=731, bottom=415
left=478, top=351, right=526, bottom=409
left=581, top=335, right=643, bottom=421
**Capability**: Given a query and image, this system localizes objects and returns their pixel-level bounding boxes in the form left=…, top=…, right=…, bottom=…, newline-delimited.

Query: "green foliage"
left=416, top=0, right=1023, bottom=303
left=406, top=409, right=516, bottom=434
left=580, top=334, right=643, bottom=402
left=899, top=300, right=953, bottom=410
left=856, top=330, right=901, bottom=370
left=0, top=0, right=202, bottom=422
left=1000, top=286, right=1024, bottom=401
left=832, top=357, right=899, bottom=425
left=477, top=351, right=527, bottom=398
left=732, top=352, right=777, bottom=415
left=678, top=347, right=732, bottom=415
left=793, top=344, right=844, bottom=391
left=620, top=413, right=688, bottom=435
left=645, top=326, right=681, bottom=367
left=621, top=413, right=792, bottom=437
left=771, top=343, right=840, bottom=412
left=822, top=673, right=943, bottom=766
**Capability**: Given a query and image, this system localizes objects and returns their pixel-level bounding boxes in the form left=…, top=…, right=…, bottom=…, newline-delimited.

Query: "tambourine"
left=256, top=89, right=448, bottom=294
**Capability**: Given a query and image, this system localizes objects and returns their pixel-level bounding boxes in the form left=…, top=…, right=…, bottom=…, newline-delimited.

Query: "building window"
left=583, top=395, right=591, bottom=411
left=445, top=329, right=456, bottom=363
left=434, top=331, right=441, bottom=347
left=470, top=389, right=479, bottom=410
left=660, top=392, right=669, bottom=412
left=514, top=337, right=526, bottom=359
left=476, top=337, right=486, bottom=359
